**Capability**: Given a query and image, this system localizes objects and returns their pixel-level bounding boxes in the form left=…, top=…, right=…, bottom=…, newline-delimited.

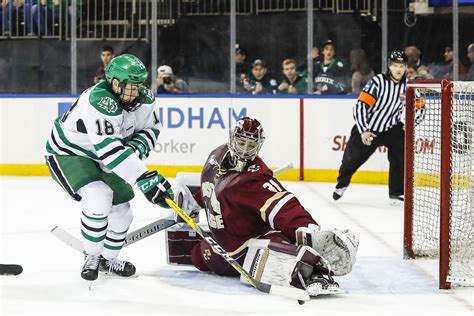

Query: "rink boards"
left=0, top=94, right=392, bottom=183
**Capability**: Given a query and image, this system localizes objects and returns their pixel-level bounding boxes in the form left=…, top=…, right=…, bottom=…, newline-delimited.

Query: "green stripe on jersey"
left=94, top=137, right=122, bottom=151
left=104, top=244, right=122, bottom=250
left=54, top=118, right=99, bottom=159
left=81, top=230, right=106, bottom=242
left=45, top=141, right=60, bottom=155
left=132, top=134, right=150, bottom=147
left=151, top=128, right=160, bottom=138
left=105, top=148, right=134, bottom=170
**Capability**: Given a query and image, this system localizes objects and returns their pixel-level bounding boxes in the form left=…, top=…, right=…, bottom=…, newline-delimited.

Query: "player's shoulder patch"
left=138, top=87, right=155, bottom=105
left=88, top=82, right=122, bottom=116
left=247, top=164, right=260, bottom=173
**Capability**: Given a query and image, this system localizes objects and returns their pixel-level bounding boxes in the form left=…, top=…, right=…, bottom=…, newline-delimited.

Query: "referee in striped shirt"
left=333, top=51, right=408, bottom=204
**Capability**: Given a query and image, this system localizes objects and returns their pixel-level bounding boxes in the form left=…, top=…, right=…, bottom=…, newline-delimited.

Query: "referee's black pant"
left=336, top=123, right=405, bottom=196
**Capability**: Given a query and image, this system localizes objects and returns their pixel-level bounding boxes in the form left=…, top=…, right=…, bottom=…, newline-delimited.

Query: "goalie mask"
left=228, top=117, right=265, bottom=172
left=105, top=54, right=148, bottom=112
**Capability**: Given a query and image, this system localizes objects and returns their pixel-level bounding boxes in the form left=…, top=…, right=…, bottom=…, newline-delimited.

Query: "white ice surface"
left=1, top=177, right=473, bottom=315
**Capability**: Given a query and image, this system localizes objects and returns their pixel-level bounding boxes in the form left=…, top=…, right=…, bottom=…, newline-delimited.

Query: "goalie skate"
left=300, top=273, right=346, bottom=297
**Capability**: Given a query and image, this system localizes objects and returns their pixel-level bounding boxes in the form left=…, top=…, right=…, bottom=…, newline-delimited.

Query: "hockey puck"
left=0, top=264, right=23, bottom=276
left=298, top=300, right=305, bottom=305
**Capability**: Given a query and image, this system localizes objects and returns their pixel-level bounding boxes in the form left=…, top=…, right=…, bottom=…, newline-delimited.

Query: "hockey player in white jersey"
left=45, top=54, right=174, bottom=281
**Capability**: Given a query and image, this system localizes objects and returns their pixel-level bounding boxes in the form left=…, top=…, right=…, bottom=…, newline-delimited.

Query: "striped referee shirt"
left=353, top=73, right=406, bottom=133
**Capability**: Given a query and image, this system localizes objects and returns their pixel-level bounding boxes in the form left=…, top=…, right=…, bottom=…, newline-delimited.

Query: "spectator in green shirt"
left=278, top=59, right=308, bottom=94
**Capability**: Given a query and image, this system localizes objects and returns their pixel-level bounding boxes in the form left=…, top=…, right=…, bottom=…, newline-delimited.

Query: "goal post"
left=404, top=79, right=474, bottom=289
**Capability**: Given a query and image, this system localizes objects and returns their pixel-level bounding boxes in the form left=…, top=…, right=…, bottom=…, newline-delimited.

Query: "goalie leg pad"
left=296, top=227, right=359, bottom=276
left=241, top=239, right=326, bottom=290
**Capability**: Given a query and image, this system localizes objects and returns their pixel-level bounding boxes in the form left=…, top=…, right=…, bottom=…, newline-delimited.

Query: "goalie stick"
left=164, top=197, right=310, bottom=303
left=0, top=264, right=23, bottom=276
left=51, top=217, right=177, bottom=253
left=51, top=163, right=295, bottom=253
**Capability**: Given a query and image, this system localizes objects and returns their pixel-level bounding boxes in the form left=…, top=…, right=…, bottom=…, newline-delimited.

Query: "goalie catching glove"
left=137, top=170, right=174, bottom=208
left=296, top=224, right=359, bottom=276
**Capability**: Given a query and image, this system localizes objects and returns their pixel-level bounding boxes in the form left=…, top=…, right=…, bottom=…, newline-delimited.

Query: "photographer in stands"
left=156, top=65, right=189, bottom=94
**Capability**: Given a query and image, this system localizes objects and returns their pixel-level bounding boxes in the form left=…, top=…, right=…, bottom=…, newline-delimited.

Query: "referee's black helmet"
left=388, top=51, right=408, bottom=64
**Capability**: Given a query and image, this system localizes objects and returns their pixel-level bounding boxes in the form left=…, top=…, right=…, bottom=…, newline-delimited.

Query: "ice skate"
left=304, top=274, right=346, bottom=297
left=99, top=256, right=136, bottom=277
left=81, top=254, right=101, bottom=281
left=389, top=194, right=404, bottom=206
left=333, top=187, right=347, bottom=201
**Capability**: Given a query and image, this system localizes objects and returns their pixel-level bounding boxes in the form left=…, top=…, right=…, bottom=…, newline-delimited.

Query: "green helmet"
left=105, top=54, right=148, bottom=85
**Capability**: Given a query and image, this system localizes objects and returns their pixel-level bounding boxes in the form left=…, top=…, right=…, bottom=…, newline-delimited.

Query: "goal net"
left=404, top=79, right=474, bottom=289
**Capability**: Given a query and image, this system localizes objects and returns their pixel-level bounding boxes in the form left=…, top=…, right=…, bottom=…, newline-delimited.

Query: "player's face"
left=112, top=79, right=141, bottom=104
left=389, top=62, right=406, bottom=81
left=101, top=51, right=114, bottom=66
left=234, top=138, right=258, bottom=160
left=252, top=65, right=267, bottom=80
left=283, top=63, right=296, bottom=79
left=322, top=45, right=335, bottom=60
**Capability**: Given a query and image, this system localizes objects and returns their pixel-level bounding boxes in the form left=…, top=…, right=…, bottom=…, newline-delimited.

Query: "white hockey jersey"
left=45, top=81, right=161, bottom=185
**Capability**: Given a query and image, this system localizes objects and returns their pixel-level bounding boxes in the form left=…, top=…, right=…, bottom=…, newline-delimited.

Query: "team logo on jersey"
left=144, top=88, right=154, bottom=100
left=97, top=96, right=118, bottom=113
left=203, top=249, right=212, bottom=261
left=208, top=155, right=219, bottom=166
left=247, top=164, right=260, bottom=172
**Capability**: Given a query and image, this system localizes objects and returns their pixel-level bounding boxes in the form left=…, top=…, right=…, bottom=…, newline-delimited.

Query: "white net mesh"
left=411, top=86, right=442, bottom=257
left=410, top=81, right=474, bottom=286
left=448, top=82, right=474, bottom=284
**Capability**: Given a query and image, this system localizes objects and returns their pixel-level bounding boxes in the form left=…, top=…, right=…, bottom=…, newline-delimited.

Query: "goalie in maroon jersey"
left=171, top=117, right=359, bottom=296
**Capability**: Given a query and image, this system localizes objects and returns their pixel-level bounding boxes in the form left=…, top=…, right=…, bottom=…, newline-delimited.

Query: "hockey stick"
left=164, top=197, right=310, bottom=302
left=51, top=217, right=177, bottom=253
left=273, top=162, right=294, bottom=176
left=0, top=264, right=23, bottom=276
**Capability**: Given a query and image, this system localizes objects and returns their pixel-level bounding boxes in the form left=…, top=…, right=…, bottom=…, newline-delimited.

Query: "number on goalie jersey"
left=45, top=54, right=173, bottom=281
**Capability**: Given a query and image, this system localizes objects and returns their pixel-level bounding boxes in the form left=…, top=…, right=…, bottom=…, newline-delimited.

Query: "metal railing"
left=0, top=0, right=378, bottom=40
left=73, top=0, right=152, bottom=41
left=0, top=0, right=156, bottom=40
left=255, top=0, right=372, bottom=14
left=178, top=0, right=254, bottom=16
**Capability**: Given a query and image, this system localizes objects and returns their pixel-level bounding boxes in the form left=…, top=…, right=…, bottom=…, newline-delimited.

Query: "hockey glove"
left=125, top=138, right=150, bottom=160
left=137, top=171, right=174, bottom=208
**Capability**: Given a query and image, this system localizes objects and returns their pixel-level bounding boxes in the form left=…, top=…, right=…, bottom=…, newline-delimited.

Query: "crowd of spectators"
left=2, top=0, right=73, bottom=36
left=235, top=41, right=474, bottom=95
